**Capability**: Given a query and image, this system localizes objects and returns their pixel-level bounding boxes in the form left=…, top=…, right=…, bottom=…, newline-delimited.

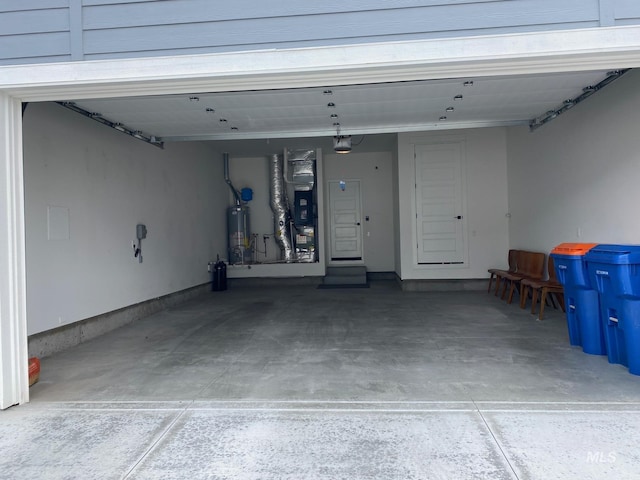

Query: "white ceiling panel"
left=67, top=69, right=620, bottom=141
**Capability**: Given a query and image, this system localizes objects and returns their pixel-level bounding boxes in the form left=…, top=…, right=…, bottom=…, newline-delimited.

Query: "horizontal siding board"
left=83, top=0, right=507, bottom=29
left=615, top=18, right=640, bottom=26
left=0, top=9, right=69, bottom=35
left=83, top=0, right=599, bottom=55
left=82, top=0, right=502, bottom=9
left=614, top=0, right=640, bottom=20
left=0, top=0, right=68, bottom=13
left=0, top=32, right=70, bottom=60
left=83, top=0, right=168, bottom=5
left=0, top=54, right=71, bottom=66
left=82, top=21, right=600, bottom=61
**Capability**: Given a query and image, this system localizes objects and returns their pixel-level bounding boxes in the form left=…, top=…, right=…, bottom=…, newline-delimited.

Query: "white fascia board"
left=1, top=26, right=640, bottom=102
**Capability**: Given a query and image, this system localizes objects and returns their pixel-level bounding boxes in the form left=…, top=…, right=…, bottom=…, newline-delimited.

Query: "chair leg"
left=539, top=287, right=552, bottom=320
left=507, top=281, right=518, bottom=304
left=556, top=293, right=566, bottom=312
left=501, top=279, right=509, bottom=299
left=488, top=274, right=494, bottom=293
left=520, top=285, right=529, bottom=309
left=530, top=287, right=540, bottom=315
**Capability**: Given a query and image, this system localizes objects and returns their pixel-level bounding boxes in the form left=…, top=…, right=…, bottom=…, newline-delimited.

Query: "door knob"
left=356, top=222, right=361, bottom=226
left=455, top=216, right=463, bottom=219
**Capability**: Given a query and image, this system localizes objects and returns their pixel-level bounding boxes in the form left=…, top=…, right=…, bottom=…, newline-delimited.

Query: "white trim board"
left=0, top=94, right=28, bottom=409
left=1, top=26, right=640, bottom=102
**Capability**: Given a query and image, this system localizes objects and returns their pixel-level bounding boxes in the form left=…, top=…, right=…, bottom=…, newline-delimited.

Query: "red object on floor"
left=28, top=357, right=40, bottom=386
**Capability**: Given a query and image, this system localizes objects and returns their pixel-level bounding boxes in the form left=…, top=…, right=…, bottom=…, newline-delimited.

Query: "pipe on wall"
left=223, top=152, right=242, bottom=206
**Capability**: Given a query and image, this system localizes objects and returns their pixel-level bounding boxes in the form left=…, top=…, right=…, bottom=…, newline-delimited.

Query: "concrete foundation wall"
left=28, top=283, right=210, bottom=358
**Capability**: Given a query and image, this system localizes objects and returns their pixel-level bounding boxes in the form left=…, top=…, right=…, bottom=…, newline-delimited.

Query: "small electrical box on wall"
left=134, top=224, right=147, bottom=263
left=136, top=224, right=147, bottom=240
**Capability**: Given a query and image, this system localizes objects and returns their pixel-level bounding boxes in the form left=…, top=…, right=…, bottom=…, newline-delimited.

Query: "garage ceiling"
left=67, top=69, right=617, bottom=143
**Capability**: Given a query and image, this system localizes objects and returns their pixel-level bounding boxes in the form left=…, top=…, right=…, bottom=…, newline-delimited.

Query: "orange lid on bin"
left=550, top=243, right=598, bottom=256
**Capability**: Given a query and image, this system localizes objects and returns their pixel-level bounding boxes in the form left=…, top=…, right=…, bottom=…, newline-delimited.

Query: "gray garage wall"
left=506, top=69, right=640, bottom=255
left=2, top=0, right=640, bottom=65
left=23, top=102, right=226, bottom=335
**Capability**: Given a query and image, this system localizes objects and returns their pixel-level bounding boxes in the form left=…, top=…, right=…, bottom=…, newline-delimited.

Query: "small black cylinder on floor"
left=212, top=260, right=227, bottom=291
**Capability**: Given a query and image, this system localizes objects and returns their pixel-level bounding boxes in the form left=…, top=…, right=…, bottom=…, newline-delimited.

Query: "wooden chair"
left=520, top=256, right=565, bottom=320
left=500, top=251, right=545, bottom=304
left=487, top=249, right=517, bottom=296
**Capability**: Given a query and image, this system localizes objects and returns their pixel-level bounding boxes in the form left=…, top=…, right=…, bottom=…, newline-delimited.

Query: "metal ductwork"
left=269, top=154, right=294, bottom=262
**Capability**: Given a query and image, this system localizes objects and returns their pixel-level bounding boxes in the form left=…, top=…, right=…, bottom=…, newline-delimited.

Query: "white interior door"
left=415, top=143, right=466, bottom=264
left=328, top=180, right=363, bottom=261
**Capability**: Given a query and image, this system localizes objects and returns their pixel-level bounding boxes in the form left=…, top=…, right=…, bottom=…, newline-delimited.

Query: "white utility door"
left=415, top=143, right=466, bottom=264
left=328, top=180, right=363, bottom=261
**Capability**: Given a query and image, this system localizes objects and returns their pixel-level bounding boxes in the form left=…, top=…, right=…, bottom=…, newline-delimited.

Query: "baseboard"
left=366, top=271, right=397, bottom=281
left=399, top=278, right=487, bottom=292
left=28, top=283, right=210, bottom=358
left=228, top=276, right=323, bottom=288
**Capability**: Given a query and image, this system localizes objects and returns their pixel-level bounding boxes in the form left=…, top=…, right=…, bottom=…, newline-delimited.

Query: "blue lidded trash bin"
left=551, top=243, right=605, bottom=355
left=585, top=244, right=640, bottom=375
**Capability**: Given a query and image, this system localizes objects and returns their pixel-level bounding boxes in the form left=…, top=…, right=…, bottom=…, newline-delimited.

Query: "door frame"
left=414, top=141, right=468, bottom=266
left=326, top=179, right=364, bottom=266
left=0, top=93, right=28, bottom=409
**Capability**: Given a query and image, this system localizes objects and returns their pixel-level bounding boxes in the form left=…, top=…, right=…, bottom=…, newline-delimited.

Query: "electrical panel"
left=294, top=190, right=314, bottom=226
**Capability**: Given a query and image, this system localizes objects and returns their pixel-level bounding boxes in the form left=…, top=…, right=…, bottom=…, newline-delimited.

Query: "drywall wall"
left=397, top=128, right=510, bottom=279
left=23, top=102, right=225, bottom=335
left=324, top=151, right=396, bottom=272
left=506, top=69, right=640, bottom=252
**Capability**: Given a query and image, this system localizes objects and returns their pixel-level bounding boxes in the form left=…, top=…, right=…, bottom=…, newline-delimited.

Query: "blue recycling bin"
left=551, top=243, right=605, bottom=355
left=586, top=245, right=640, bottom=375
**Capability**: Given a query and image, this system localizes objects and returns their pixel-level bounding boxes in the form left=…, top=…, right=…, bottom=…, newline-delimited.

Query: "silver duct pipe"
left=223, top=152, right=242, bottom=206
left=269, top=154, right=294, bottom=262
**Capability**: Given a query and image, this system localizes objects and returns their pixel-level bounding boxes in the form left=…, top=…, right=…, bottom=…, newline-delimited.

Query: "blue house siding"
left=0, top=2, right=71, bottom=64
left=616, top=0, right=640, bottom=24
left=81, top=0, right=600, bottom=58
left=1, top=0, right=640, bottom=66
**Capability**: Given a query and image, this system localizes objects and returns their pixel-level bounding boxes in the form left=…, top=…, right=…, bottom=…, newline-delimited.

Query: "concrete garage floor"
left=3, top=281, right=640, bottom=479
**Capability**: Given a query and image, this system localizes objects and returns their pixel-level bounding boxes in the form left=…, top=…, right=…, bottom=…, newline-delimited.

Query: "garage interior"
left=4, top=53, right=640, bottom=477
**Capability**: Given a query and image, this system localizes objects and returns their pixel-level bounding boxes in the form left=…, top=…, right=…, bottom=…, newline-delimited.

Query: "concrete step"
left=326, top=266, right=367, bottom=277
left=323, top=266, right=367, bottom=286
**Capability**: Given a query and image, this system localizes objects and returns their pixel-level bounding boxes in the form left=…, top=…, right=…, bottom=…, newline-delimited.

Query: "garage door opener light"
left=333, top=126, right=352, bottom=154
